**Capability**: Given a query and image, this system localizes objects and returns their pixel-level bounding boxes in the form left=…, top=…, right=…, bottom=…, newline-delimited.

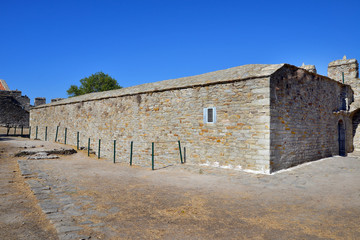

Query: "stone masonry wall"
left=328, top=58, right=359, bottom=81
left=270, top=66, right=352, bottom=172
left=0, top=90, right=30, bottom=110
left=30, top=77, right=271, bottom=172
left=0, top=96, right=29, bottom=127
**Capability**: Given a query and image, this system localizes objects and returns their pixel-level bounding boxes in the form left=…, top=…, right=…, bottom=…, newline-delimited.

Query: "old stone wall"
left=270, top=66, right=352, bottom=172
left=0, top=90, right=30, bottom=111
left=328, top=58, right=359, bottom=81
left=30, top=77, right=272, bottom=172
left=0, top=96, right=29, bottom=127
left=299, top=64, right=317, bottom=74
left=34, top=97, right=46, bottom=107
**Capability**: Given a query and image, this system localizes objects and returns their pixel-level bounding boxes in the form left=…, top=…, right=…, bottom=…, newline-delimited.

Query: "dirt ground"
left=1, top=134, right=360, bottom=239
left=0, top=137, right=58, bottom=240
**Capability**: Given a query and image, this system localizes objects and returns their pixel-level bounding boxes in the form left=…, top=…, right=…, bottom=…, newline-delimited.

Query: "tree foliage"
left=67, top=72, right=122, bottom=97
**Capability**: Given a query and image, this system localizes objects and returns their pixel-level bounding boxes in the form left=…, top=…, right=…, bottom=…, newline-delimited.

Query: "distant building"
left=0, top=79, right=10, bottom=91
left=0, top=79, right=46, bottom=127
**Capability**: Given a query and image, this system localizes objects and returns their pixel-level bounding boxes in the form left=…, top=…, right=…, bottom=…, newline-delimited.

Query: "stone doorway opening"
left=338, top=120, right=346, bottom=156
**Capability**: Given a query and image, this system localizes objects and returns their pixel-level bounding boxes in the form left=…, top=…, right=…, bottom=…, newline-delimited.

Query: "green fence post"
left=14, top=126, right=17, bottom=135
left=35, top=126, right=38, bottom=139
left=45, top=126, right=48, bottom=141
left=113, top=140, right=116, bottom=163
left=342, top=72, right=345, bottom=84
left=77, top=132, right=79, bottom=150
left=29, top=126, right=31, bottom=138
left=178, top=140, right=183, bottom=164
left=98, top=139, right=101, bottom=159
left=88, top=138, right=90, bottom=156
left=55, top=126, right=59, bottom=142
left=130, top=141, right=133, bottom=166
left=184, top=147, right=186, bottom=163
left=64, top=128, right=67, bottom=144
left=152, top=142, right=154, bottom=170
left=21, top=126, right=23, bottom=137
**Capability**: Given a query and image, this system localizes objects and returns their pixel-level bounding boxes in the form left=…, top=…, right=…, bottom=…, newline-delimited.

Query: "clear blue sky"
left=1, top=0, right=359, bottom=104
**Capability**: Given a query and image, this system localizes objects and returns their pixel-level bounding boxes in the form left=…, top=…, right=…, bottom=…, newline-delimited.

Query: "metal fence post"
left=29, top=126, right=31, bottom=138
left=64, top=128, right=67, bottom=144
left=178, top=140, right=183, bottom=164
left=130, top=141, right=133, bottom=166
left=45, top=126, right=48, bottom=141
left=113, top=140, right=116, bottom=163
left=98, top=139, right=101, bottom=159
left=14, top=126, right=17, bottom=135
left=184, top=147, right=186, bottom=163
left=77, top=132, right=79, bottom=150
left=21, top=126, right=23, bottom=137
left=152, top=142, right=154, bottom=170
left=55, top=126, right=59, bottom=142
left=88, top=138, right=90, bottom=156
left=35, top=126, right=38, bottom=139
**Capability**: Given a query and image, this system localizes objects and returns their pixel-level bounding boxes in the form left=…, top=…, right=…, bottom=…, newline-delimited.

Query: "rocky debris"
left=79, top=147, right=96, bottom=154
left=27, top=152, right=60, bottom=160
left=15, top=148, right=77, bottom=157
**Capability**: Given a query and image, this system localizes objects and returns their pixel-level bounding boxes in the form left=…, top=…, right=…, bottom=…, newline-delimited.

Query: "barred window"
left=203, top=107, right=216, bottom=123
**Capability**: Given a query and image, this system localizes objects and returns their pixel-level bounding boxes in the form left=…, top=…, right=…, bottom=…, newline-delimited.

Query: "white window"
left=203, top=107, right=216, bottom=123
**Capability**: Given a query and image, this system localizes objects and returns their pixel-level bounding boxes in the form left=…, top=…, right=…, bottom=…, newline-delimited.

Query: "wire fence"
left=30, top=125, right=187, bottom=170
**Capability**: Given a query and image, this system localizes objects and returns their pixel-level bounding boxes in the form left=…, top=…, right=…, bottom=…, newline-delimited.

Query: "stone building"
left=0, top=81, right=31, bottom=127
left=0, top=79, right=47, bottom=127
left=30, top=59, right=357, bottom=173
left=327, top=56, right=360, bottom=152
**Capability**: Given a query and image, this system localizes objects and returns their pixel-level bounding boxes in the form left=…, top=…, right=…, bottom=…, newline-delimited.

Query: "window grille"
left=203, top=107, right=216, bottom=123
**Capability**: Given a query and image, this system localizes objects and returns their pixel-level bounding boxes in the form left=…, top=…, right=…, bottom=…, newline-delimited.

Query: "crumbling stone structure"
left=34, top=97, right=46, bottom=107
left=0, top=79, right=46, bottom=127
left=299, top=63, right=317, bottom=74
left=0, top=95, right=30, bottom=127
left=30, top=62, right=354, bottom=173
left=0, top=89, right=31, bottom=127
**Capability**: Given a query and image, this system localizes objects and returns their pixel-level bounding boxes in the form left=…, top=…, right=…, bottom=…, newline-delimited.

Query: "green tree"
left=67, top=72, right=122, bottom=97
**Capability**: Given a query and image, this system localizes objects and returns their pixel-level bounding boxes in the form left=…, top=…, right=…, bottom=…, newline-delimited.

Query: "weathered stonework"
left=0, top=90, right=30, bottom=127
left=34, top=97, right=46, bottom=106
left=327, top=56, right=360, bottom=153
left=30, top=63, right=354, bottom=173
left=51, top=98, right=64, bottom=103
left=299, top=64, right=317, bottom=74
left=270, top=66, right=353, bottom=171
left=31, top=64, right=279, bottom=173
left=0, top=96, right=29, bottom=127
left=328, top=57, right=359, bottom=81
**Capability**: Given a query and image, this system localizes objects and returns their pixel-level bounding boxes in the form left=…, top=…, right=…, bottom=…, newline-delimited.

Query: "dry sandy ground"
left=1, top=135, right=360, bottom=239
left=0, top=137, right=58, bottom=239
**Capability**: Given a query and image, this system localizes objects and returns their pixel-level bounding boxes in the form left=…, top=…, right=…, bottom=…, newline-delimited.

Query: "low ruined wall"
left=30, top=77, right=271, bottom=172
left=270, top=67, right=352, bottom=172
